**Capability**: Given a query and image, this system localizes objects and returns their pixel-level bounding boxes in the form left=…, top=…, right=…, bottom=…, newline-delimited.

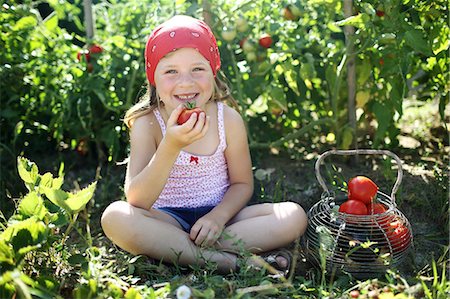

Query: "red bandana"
left=145, top=15, right=221, bottom=86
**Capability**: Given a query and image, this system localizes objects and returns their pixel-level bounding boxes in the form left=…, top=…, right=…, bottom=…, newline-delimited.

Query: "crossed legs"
left=101, top=201, right=307, bottom=273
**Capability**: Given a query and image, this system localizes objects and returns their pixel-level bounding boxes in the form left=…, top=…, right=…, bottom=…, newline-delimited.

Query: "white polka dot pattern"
left=152, top=102, right=229, bottom=208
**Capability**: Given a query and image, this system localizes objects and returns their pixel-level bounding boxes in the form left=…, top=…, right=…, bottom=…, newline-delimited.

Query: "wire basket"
left=303, top=149, right=413, bottom=278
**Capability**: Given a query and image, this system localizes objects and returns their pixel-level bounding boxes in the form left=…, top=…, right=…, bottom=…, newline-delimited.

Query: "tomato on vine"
left=258, top=33, right=273, bottom=48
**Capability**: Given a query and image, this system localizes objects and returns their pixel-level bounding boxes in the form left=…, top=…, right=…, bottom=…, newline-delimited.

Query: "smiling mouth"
left=175, top=93, right=199, bottom=102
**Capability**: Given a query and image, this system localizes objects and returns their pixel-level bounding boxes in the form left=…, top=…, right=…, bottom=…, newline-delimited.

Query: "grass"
left=1, top=153, right=448, bottom=299
left=1, top=99, right=449, bottom=298
left=21, top=154, right=448, bottom=298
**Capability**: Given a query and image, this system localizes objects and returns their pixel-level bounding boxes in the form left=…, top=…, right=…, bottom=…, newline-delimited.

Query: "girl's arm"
left=190, top=106, right=254, bottom=245
left=125, top=105, right=209, bottom=210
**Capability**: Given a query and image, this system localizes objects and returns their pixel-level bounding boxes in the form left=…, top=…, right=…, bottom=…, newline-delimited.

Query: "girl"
left=101, top=15, right=307, bottom=275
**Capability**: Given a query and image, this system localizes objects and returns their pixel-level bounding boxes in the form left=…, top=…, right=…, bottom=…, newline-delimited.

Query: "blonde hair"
left=124, top=74, right=238, bottom=128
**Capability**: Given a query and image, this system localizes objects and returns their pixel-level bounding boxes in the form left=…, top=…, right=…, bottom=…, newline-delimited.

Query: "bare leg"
left=101, top=201, right=236, bottom=272
left=218, top=202, right=307, bottom=253
left=101, top=201, right=307, bottom=273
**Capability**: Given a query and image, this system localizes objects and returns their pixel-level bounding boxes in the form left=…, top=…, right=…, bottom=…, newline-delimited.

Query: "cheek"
left=154, top=79, right=173, bottom=94
left=198, top=76, right=214, bottom=93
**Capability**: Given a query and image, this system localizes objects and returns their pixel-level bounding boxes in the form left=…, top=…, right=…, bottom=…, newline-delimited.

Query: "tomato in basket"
left=348, top=176, right=379, bottom=205
left=367, top=202, right=387, bottom=214
left=339, top=199, right=368, bottom=215
left=385, top=219, right=411, bottom=251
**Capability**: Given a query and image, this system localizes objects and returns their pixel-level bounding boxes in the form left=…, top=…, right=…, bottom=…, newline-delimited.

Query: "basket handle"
left=315, top=149, right=403, bottom=203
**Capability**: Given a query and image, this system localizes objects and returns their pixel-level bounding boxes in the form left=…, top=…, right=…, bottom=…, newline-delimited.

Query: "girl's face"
left=154, top=48, right=215, bottom=113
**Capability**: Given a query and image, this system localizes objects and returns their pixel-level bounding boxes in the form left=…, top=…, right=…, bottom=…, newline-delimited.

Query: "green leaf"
left=431, top=25, right=450, bottom=55
left=269, top=85, right=287, bottom=111
left=93, top=89, right=120, bottom=112
left=389, top=79, right=404, bottom=116
left=64, top=182, right=97, bottom=213
left=299, top=62, right=316, bottom=81
left=52, top=177, right=64, bottom=189
left=43, top=188, right=71, bottom=212
left=1, top=217, right=48, bottom=257
left=17, top=191, right=47, bottom=220
left=372, top=101, right=393, bottom=144
left=111, top=35, right=126, bottom=48
left=283, top=63, right=299, bottom=95
left=124, top=287, right=142, bottom=299
left=17, top=157, right=39, bottom=187
left=357, top=59, right=372, bottom=85
left=43, top=182, right=97, bottom=214
left=404, top=29, right=432, bottom=55
left=39, top=173, right=53, bottom=188
left=43, top=12, right=58, bottom=33
left=0, top=240, right=15, bottom=266
left=67, top=253, right=87, bottom=265
left=340, top=126, right=353, bottom=150
left=37, top=172, right=64, bottom=192
left=13, top=16, right=38, bottom=31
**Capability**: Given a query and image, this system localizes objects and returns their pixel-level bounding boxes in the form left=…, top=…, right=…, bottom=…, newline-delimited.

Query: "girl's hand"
left=164, top=104, right=209, bottom=150
left=190, top=214, right=224, bottom=247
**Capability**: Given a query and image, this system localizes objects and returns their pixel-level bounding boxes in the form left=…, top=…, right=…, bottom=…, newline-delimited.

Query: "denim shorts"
left=157, top=206, right=215, bottom=232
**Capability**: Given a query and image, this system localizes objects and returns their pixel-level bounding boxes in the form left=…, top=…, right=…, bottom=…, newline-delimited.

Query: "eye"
left=165, top=69, right=177, bottom=74
left=193, top=67, right=205, bottom=72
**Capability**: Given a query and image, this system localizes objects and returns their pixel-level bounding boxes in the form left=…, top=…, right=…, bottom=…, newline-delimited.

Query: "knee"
left=101, top=200, right=132, bottom=239
left=279, top=202, right=308, bottom=238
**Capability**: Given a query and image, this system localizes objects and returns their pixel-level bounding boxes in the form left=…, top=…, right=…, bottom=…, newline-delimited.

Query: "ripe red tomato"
left=384, top=219, right=411, bottom=251
left=348, top=176, right=378, bottom=205
left=349, top=290, right=360, bottom=298
left=339, top=199, right=368, bottom=215
left=77, top=49, right=91, bottom=62
left=376, top=10, right=385, bottom=17
left=367, top=202, right=387, bottom=214
left=89, top=44, right=103, bottom=54
left=177, top=102, right=204, bottom=125
left=258, top=33, right=273, bottom=48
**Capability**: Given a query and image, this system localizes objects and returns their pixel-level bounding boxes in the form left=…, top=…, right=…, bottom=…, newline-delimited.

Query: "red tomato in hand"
left=348, top=176, right=379, bottom=205
left=367, top=202, right=387, bottom=214
left=339, top=199, right=368, bottom=215
left=177, top=102, right=204, bottom=125
left=258, top=33, right=273, bottom=48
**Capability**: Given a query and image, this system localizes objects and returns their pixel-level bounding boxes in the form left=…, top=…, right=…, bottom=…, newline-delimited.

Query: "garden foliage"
left=0, top=0, right=449, bottom=297
left=1, top=0, right=448, bottom=197
left=0, top=157, right=96, bottom=298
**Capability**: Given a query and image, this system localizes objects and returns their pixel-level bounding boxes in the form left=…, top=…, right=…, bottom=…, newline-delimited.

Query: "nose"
left=177, top=71, right=194, bottom=86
